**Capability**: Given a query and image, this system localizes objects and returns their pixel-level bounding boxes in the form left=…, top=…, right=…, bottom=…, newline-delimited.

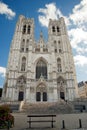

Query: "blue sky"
left=0, top=0, right=87, bottom=88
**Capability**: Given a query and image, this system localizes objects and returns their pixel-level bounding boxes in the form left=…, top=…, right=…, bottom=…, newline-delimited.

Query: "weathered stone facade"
left=78, top=81, right=87, bottom=98
left=2, top=15, right=78, bottom=102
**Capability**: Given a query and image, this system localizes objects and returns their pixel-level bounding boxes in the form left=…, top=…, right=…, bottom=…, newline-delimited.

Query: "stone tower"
left=2, top=15, right=78, bottom=102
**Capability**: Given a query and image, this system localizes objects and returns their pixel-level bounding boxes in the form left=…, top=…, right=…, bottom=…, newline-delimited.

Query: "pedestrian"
left=7, top=120, right=11, bottom=130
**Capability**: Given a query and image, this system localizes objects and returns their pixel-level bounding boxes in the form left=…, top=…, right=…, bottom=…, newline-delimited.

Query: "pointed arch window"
left=36, top=60, right=47, bottom=79
left=27, top=25, right=31, bottom=34
left=22, top=25, right=26, bottom=34
left=26, top=39, right=29, bottom=52
left=21, top=39, right=25, bottom=52
left=57, top=58, right=62, bottom=72
left=21, top=57, right=26, bottom=71
left=57, top=26, right=60, bottom=32
left=54, top=40, right=57, bottom=53
left=52, top=26, right=55, bottom=32
left=58, top=41, right=62, bottom=53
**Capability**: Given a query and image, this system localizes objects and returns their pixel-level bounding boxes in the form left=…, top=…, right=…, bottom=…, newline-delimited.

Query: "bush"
left=0, top=104, right=11, bottom=113
left=0, top=104, right=14, bottom=129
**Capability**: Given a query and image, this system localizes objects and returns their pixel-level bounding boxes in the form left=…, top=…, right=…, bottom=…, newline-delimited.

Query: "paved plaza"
left=2, top=112, right=86, bottom=130
left=10, top=112, right=56, bottom=130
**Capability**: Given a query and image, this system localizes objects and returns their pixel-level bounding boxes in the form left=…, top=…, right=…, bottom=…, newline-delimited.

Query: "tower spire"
left=40, top=30, right=43, bottom=38
left=39, top=30, right=45, bottom=45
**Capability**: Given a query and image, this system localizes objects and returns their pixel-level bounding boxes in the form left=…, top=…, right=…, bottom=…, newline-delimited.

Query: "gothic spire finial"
left=40, top=30, right=43, bottom=38
left=39, top=30, right=45, bottom=44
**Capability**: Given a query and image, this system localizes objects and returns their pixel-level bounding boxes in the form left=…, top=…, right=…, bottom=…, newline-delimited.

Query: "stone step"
left=21, top=101, right=74, bottom=114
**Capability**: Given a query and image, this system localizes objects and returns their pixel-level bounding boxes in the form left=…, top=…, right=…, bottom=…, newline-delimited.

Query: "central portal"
left=36, top=84, right=47, bottom=102
left=36, top=92, right=47, bottom=101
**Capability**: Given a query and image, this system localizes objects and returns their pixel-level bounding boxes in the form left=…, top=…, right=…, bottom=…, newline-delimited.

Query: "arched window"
left=57, top=58, right=62, bottom=72
left=58, top=41, right=62, bottom=53
left=27, top=25, right=31, bottom=34
left=57, top=26, right=60, bottom=32
left=54, top=40, right=57, bottom=53
left=21, top=57, right=26, bottom=71
left=54, top=40, right=56, bottom=44
left=36, top=60, right=47, bottom=79
left=52, top=26, right=55, bottom=32
left=20, top=39, right=25, bottom=52
left=22, top=25, right=26, bottom=34
left=26, top=39, right=29, bottom=52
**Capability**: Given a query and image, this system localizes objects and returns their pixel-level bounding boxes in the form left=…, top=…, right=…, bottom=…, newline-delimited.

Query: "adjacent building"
left=78, top=81, right=87, bottom=98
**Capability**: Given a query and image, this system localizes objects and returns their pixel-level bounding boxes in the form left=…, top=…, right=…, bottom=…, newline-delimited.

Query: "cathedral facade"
left=2, top=15, right=78, bottom=102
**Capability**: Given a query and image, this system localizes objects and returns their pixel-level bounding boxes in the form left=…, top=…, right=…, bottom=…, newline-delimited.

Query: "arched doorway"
left=17, top=75, right=26, bottom=101
left=18, top=91, right=24, bottom=101
left=60, top=91, right=65, bottom=100
left=57, top=76, right=65, bottom=100
left=36, top=84, right=47, bottom=102
left=43, top=92, right=47, bottom=101
left=36, top=92, right=41, bottom=101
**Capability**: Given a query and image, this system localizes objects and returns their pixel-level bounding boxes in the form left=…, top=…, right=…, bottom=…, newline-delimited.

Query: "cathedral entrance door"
left=36, top=92, right=47, bottom=102
left=36, top=92, right=41, bottom=101
left=18, top=91, right=24, bottom=101
left=36, top=84, right=47, bottom=102
left=43, top=92, right=47, bottom=101
left=60, top=92, right=65, bottom=100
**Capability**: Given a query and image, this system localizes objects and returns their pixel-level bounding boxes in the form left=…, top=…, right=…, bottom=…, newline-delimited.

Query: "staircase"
left=0, top=101, right=20, bottom=112
left=10, top=103, right=20, bottom=112
left=21, top=100, right=74, bottom=114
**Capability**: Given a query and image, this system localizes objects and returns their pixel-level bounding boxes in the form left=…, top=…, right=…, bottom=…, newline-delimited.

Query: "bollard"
left=62, top=120, right=65, bottom=129
left=79, top=119, right=82, bottom=128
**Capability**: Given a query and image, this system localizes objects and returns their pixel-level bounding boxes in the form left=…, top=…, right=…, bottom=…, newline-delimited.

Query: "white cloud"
left=0, top=67, right=6, bottom=77
left=68, top=27, right=87, bottom=48
left=38, top=0, right=87, bottom=67
left=69, top=0, right=87, bottom=25
left=0, top=1, right=16, bottom=20
left=38, top=3, right=63, bottom=27
left=67, top=0, right=87, bottom=69
left=74, top=55, right=87, bottom=66
left=75, top=46, right=87, bottom=54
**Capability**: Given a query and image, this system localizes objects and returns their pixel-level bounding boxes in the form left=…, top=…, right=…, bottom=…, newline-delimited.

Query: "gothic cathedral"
left=2, top=15, right=78, bottom=102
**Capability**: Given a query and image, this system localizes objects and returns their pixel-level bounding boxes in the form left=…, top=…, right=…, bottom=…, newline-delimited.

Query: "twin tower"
left=2, top=15, right=78, bottom=102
